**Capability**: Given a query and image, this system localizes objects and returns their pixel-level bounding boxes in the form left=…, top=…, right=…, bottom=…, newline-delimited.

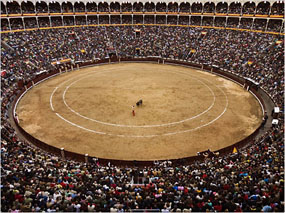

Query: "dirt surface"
left=16, top=63, right=263, bottom=160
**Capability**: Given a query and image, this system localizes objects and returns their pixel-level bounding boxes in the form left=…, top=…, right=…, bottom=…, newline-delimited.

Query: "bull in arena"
left=136, top=99, right=143, bottom=107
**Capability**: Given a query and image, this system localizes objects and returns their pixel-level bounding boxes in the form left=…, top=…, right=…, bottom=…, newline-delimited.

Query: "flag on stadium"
left=201, top=31, right=207, bottom=35
left=275, top=40, right=282, bottom=45
left=233, top=147, right=238, bottom=153
left=51, top=58, right=71, bottom=65
left=1, top=70, right=7, bottom=77
left=248, top=60, right=253, bottom=65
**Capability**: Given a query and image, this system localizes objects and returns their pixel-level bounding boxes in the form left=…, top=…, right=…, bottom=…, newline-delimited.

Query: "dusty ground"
left=16, top=63, right=263, bottom=160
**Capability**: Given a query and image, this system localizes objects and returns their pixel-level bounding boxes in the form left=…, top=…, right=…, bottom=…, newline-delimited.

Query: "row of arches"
left=1, top=1, right=284, bottom=16
left=2, top=15, right=283, bottom=33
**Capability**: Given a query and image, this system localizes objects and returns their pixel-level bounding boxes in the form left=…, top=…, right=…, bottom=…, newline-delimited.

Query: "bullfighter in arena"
left=132, top=105, right=135, bottom=116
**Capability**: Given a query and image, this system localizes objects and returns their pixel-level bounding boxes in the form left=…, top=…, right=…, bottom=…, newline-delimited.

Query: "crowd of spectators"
left=1, top=2, right=7, bottom=14
left=155, top=3, right=167, bottom=13
left=87, top=16, right=98, bottom=25
left=75, top=16, right=87, bottom=26
left=178, top=16, right=189, bottom=25
left=256, top=2, right=270, bottom=15
left=110, top=2, right=120, bottom=13
left=216, top=3, right=227, bottom=14
left=191, top=3, right=202, bottom=13
left=122, top=16, right=132, bottom=24
left=168, top=3, right=178, bottom=13
left=215, top=17, right=226, bottom=27
left=121, top=3, right=132, bottom=12
left=24, top=18, right=38, bottom=29
left=271, top=2, right=284, bottom=15
left=6, top=1, right=21, bottom=14
left=99, top=16, right=110, bottom=24
left=267, top=19, right=282, bottom=32
left=253, top=19, right=267, bottom=31
left=144, top=2, right=155, bottom=12
left=191, top=17, right=202, bottom=26
left=98, top=2, right=109, bottom=13
left=110, top=16, right=121, bottom=24
left=242, top=2, right=256, bottom=15
left=240, top=18, right=253, bottom=29
left=133, top=2, right=144, bottom=12
left=21, top=1, right=35, bottom=14
left=203, top=3, right=215, bottom=13
left=1, top=19, right=10, bottom=31
left=10, top=18, right=24, bottom=30
left=228, top=2, right=242, bottom=14
left=86, top=3, right=97, bottom=13
left=50, top=17, right=63, bottom=27
left=36, top=2, right=48, bottom=13
left=62, top=2, right=73, bottom=13
left=74, top=2, right=85, bottom=13
left=144, top=16, right=154, bottom=24
left=38, top=17, right=50, bottom=28
left=1, top=25, right=284, bottom=212
left=49, top=2, right=61, bottom=13
left=167, top=16, right=175, bottom=24
left=133, top=16, right=143, bottom=25
left=63, top=17, right=75, bottom=26
left=227, top=18, right=239, bottom=28
left=202, top=17, right=213, bottom=26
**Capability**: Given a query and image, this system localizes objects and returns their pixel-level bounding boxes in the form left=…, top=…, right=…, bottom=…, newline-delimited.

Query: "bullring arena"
left=16, top=63, right=262, bottom=160
left=1, top=0, right=284, bottom=212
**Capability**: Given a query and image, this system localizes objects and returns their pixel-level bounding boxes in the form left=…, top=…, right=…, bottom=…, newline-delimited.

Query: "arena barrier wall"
left=12, top=57, right=271, bottom=167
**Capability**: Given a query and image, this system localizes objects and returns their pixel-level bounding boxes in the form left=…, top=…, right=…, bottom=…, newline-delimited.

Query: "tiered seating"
left=1, top=26, right=284, bottom=212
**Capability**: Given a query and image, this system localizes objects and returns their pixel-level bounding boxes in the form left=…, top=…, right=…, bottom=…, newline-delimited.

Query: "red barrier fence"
left=12, top=57, right=268, bottom=167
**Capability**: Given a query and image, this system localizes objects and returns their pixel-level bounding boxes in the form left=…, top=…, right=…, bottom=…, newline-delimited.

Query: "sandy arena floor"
left=16, top=63, right=263, bottom=160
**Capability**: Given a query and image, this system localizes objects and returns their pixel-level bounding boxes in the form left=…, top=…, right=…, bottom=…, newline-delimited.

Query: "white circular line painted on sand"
left=50, top=68, right=118, bottom=112
left=61, top=69, right=216, bottom=128
left=54, top=85, right=228, bottom=138
left=50, top=65, right=228, bottom=137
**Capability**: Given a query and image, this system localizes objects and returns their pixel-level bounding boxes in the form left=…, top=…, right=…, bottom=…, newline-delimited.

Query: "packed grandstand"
left=1, top=0, right=284, bottom=212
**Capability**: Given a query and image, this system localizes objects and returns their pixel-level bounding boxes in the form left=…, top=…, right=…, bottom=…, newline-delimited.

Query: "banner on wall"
left=51, top=58, right=71, bottom=65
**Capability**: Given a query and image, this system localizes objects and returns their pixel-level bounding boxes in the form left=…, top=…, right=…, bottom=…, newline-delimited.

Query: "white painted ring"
left=49, top=65, right=228, bottom=137
left=61, top=68, right=217, bottom=128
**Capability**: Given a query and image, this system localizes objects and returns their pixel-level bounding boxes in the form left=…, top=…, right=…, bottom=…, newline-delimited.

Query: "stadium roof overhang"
left=1, top=0, right=282, bottom=6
